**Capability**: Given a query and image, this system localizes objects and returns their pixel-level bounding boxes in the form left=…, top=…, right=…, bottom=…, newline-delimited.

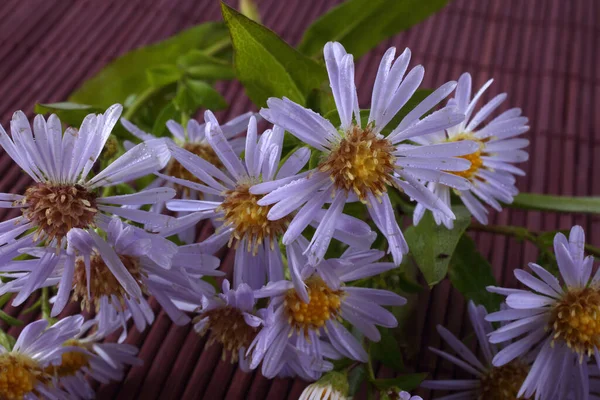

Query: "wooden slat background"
left=0, top=0, right=598, bottom=398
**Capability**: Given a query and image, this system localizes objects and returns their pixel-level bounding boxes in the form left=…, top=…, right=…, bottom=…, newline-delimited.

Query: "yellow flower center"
left=21, top=183, right=98, bottom=247
left=165, top=142, right=222, bottom=196
left=318, top=125, right=395, bottom=201
left=45, top=340, right=90, bottom=378
left=549, top=287, right=600, bottom=356
left=478, top=361, right=529, bottom=400
left=284, top=277, right=344, bottom=336
left=218, top=184, right=291, bottom=254
left=445, top=132, right=487, bottom=180
left=194, top=306, right=258, bottom=362
left=72, top=254, right=146, bottom=311
left=0, top=353, right=47, bottom=400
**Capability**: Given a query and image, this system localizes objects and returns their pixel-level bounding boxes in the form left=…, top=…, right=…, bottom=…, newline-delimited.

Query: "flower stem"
left=41, top=288, right=56, bottom=325
left=468, top=223, right=600, bottom=258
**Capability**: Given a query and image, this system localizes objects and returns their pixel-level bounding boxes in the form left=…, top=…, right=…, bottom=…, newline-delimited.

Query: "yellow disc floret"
left=194, top=306, right=258, bottom=362
left=284, top=277, right=344, bottom=336
left=550, top=287, right=600, bottom=356
left=45, top=340, right=90, bottom=378
left=72, top=254, right=146, bottom=312
left=218, top=184, right=291, bottom=254
left=0, top=353, right=47, bottom=400
left=478, top=361, right=529, bottom=400
left=21, top=183, right=98, bottom=247
left=165, top=142, right=222, bottom=196
left=318, top=125, right=395, bottom=201
left=445, top=132, right=487, bottom=180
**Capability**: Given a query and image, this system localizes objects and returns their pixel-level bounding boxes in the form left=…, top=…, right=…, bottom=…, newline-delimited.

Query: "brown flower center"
left=549, top=286, right=600, bottom=356
left=478, top=361, right=529, bottom=400
left=318, top=125, right=395, bottom=201
left=445, top=133, right=488, bottom=180
left=45, top=340, right=90, bottom=378
left=22, top=183, right=98, bottom=247
left=218, top=184, right=291, bottom=254
left=0, top=353, right=48, bottom=400
left=284, top=277, right=344, bottom=337
left=165, top=142, right=222, bottom=196
left=194, top=306, right=258, bottom=362
left=72, top=254, right=146, bottom=311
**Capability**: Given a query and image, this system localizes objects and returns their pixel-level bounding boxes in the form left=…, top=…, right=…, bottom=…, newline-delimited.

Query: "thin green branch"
left=468, top=223, right=600, bottom=259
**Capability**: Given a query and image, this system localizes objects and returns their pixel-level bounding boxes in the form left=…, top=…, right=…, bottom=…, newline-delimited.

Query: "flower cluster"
left=0, top=39, right=541, bottom=399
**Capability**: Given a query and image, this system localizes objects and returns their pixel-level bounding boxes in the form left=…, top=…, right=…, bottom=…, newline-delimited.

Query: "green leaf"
left=371, top=373, right=427, bottom=391
left=177, top=50, right=235, bottom=81
left=185, top=79, right=227, bottom=110
left=298, top=0, right=447, bottom=58
left=448, top=235, right=503, bottom=312
left=221, top=2, right=327, bottom=107
left=69, top=22, right=230, bottom=108
left=146, top=65, right=183, bottom=87
left=510, top=193, right=600, bottom=214
left=34, top=102, right=102, bottom=127
left=404, top=206, right=471, bottom=286
left=371, top=328, right=404, bottom=372
left=240, top=0, right=261, bottom=23
left=0, top=329, right=16, bottom=351
left=348, top=365, right=367, bottom=396
left=152, top=102, right=178, bottom=137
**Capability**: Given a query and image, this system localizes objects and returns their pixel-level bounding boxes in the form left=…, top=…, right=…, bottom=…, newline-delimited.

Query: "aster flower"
left=248, top=247, right=406, bottom=376
left=162, top=111, right=375, bottom=289
left=394, top=391, right=423, bottom=400
left=189, top=279, right=261, bottom=370
left=255, top=41, right=477, bottom=265
left=47, top=314, right=141, bottom=399
left=486, top=225, right=597, bottom=399
left=121, top=112, right=253, bottom=243
left=0, top=217, right=221, bottom=331
left=421, top=301, right=531, bottom=399
left=0, top=316, right=83, bottom=400
left=413, top=72, right=530, bottom=227
left=300, top=371, right=349, bottom=400
left=0, top=104, right=174, bottom=306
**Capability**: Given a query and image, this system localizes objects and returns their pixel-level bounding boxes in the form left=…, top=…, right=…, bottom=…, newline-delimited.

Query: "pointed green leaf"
left=404, top=206, right=471, bottom=286
left=510, top=193, right=600, bottom=214
left=298, top=0, right=448, bottom=58
left=448, top=235, right=502, bottom=312
left=146, top=65, right=183, bottom=87
left=221, top=2, right=327, bottom=107
left=34, top=102, right=102, bottom=127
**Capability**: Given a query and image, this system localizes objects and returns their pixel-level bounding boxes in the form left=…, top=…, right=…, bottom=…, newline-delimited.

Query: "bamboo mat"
left=0, top=0, right=598, bottom=398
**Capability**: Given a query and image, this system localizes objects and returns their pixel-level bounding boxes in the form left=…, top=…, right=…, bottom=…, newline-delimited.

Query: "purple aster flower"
left=486, top=225, right=597, bottom=399
left=0, top=315, right=84, bottom=400
left=422, top=301, right=531, bottom=399
left=413, top=72, right=530, bottom=227
left=0, top=104, right=174, bottom=305
left=0, top=217, right=221, bottom=331
left=48, top=314, right=142, bottom=399
left=255, top=41, right=476, bottom=265
left=121, top=112, right=253, bottom=243
left=248, top=248, right=406, bottom=376
left=189, top=279, right=262, bottom=370
left=161, top=111, right=375, bottom=289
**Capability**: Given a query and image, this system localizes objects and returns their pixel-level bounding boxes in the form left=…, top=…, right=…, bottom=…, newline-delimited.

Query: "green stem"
left=122, top=86, right=162, bottom=121
left=468, top=223, right=600, bottom=258
left=202, top=37, right=231, bottom=57
left=41, top=288, right=55, bottom=324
